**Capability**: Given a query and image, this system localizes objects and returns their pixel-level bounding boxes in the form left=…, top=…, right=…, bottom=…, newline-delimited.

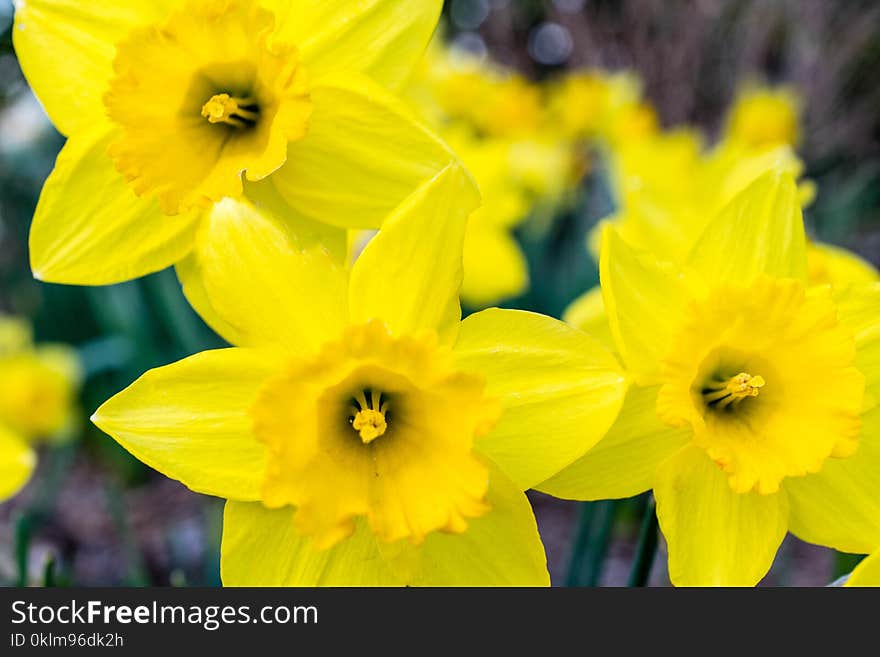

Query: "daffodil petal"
left=246, top=178, right=349, bottom=262
left=29, top=127, right=200, bottom=285
left=461, top=224, right=529, bottom=309
left=184, top=197, right=349, bottom=353
left=178, top=178, right=347, bottom=348
left=274, top=74, right=465, bottom=230
left=454, top=308, right=628, bottom=490
left=784, top=406, right=880, bottom=554
left=12, top=0, right=180, bottom=136
left=599, top=227, right=686, bottom=385
left=222, top=504, right=401, bottom=586
left=270, top=0, right=442, bottom=89
left=537, top=385, right=690, bottom=500
left=846, top=550, right=880, bottom=587
left=92, top=348, right=276, bottom=502
left=562, top=285, right=615, bottom=350
left=687, top=168, right=807, bottom=287
left=835, top=282, right=880, bottom=411
left=655, top=445, right=788, bottom=586
left=0, top=426, right=36, bottom=502
left=349, top=163, right=479, bottom=345
left=808, top=242, right=879, bottom=288
left=379, top=463, right=549, bottom=586
left=177, top=179, right=347, bottom=349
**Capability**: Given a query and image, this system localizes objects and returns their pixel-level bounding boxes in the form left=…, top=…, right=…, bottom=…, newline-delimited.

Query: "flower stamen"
left=201, top=93, right=260, bottom=128
left=349, top=389, right=389, bottom=444
left=352, top=409, right=387, bottom=443
left=703, top=372, right=765, bottom=410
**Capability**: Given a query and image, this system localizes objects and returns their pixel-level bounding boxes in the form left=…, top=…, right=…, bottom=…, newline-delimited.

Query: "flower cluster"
left=8, top=1, right=879, bottom=587
left=405, top=46, right=658, bottom=307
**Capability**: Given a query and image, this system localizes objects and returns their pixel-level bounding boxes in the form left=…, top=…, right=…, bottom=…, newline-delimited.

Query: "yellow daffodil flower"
left=0, top=317, right=81, bottom=502
left=406, top=43, right=486, bottom=128
left=594, top=129, right=810, bottom=263
left=591, top=79, right=811, bottom=268
left=546, top=69, right=655, bottom=145
left=443, top=129, right=578, bottom=308
left=571, top=138, right=818, bottom=349
left=567, top=247, right=876, bottom=357
left=846, top=550, right=880, bottom=587
left=16, top=0, right=457, bottom=285
left=0, top=425, right=36, bottom=503
left=475, top=75, right=545, bottom=139
left=541, top=170, right=880, bottom=586
left=724, top=84, right=801, bottom=151
left=92, top=166, right=628, bottom=586
left=407, top=48, right=583, bottom=307
left=572, top=121, right=875, bottom=348
left=507, top=137, right=580, bottom=208
left=449, top=133, right=531, bottom=308
left=0, top=317, right=81, bottom=441
left=546, top=71, right=612, bottom=141
left=409, top=45, right=544, bottom=139
left=563, top=154, right=880, bottom=350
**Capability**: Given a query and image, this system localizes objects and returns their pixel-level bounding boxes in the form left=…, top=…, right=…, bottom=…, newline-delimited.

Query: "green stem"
left=565, top=503, right=596, bottom=587
left=42, top=556, right=57, bottom=588
left=566, top=500, right=618, bottom=587
left=14, top=513, right=32, bottom=587
left=628, top=498, right=659, bottom=587
left=584, top=500, right=617, bottom=587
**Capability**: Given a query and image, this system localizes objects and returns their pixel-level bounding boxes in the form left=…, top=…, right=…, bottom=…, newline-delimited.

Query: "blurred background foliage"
left=0, top=0, right=877, bottom=586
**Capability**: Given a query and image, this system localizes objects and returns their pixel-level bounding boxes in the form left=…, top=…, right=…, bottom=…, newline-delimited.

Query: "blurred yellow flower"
left=595, top=130, right=810, bottom=262
left=546, top=69, right=654, bottom=145
left=456, top=133, right=579, bottom=307
left=569, top=78, right=873, bottom=349
left=0, top=317, right=81, bottom=503
left=725, top=84, right=801, bottom=150
left=507, top=138, right=580, bottom=204
left=16, top=0, right=457, bottom=285
left=570, top=130, right=876, bottom=348
left=407, top=44, right=594, bottom=306
left=477, top=75, right=545, bottom=138
left=454, top=134, right=531, bottom=307
left=0, top=425, right=35, bottom=503
left=410, top=45, right=545, bottom=139
left=546, top=71, right=612, bottom=140
left=93, top=167, right=628, bottom=585
left=808, top=242, right=880, bottom=287
left=542, top=171, right=880, bottom=586
left=589, top=80, right=812, bottom=265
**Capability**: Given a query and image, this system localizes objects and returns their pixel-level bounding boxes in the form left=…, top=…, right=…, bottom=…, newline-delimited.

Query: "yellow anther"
left=704, top=372, right=766, bottom=410
left=201, top=94, right=259, bottom=128
left=352, top=409, right=387, bottom=444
